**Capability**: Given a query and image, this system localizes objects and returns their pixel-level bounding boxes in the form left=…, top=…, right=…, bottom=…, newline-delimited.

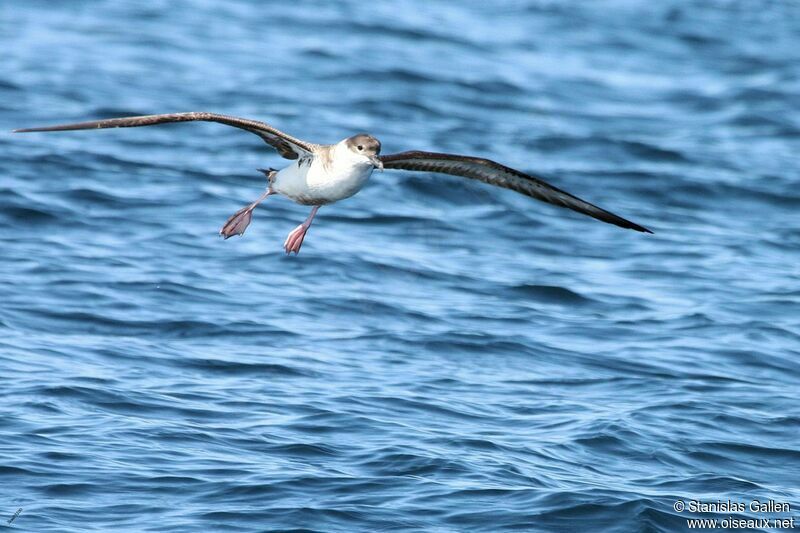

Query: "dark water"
left=2, top=1, right=799, bottom=531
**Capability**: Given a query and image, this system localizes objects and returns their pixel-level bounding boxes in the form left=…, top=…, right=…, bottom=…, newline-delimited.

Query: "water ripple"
left=1, top=1, right=798, bottom=532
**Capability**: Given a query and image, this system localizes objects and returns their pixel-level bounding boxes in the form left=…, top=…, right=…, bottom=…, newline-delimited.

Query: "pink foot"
left=283, top=224, right=309, bottom=255
left=219, top=188, right=274, bottom=239
left=219, top=206, right=253, bottom=239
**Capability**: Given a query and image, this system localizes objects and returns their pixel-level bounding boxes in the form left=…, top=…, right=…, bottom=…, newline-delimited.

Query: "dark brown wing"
left=14, top=112, right=314, bottom=160
left=380, top=150, right=652, bottom=233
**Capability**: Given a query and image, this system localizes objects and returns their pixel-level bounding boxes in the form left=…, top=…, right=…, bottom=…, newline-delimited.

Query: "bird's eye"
left=357, top=145, right=363, bottom=151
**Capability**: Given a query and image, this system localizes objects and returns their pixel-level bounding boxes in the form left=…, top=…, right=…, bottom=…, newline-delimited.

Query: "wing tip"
left=621, top=219, right=653, bottom=234
left=13, top=126, right=57, bottom=133
left=632, top=223, right=654, bottom=234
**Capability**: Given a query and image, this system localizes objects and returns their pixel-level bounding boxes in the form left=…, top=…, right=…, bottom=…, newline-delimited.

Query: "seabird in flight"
left=14, top=112, right=651, bottom=254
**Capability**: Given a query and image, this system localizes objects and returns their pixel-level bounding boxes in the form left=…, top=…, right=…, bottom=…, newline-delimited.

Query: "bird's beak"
left=369, top=155, right=384, bottom=171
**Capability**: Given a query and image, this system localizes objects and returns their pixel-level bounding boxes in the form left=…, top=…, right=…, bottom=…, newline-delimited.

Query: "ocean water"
left=1, top=1, right=799, bottom=531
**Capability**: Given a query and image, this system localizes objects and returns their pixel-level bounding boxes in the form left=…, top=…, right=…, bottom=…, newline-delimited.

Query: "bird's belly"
left=274, top=160, right=372, bottom=205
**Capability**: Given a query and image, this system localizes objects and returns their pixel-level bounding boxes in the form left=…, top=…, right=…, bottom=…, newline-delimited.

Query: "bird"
left=14, top=112, right=651, bottom=254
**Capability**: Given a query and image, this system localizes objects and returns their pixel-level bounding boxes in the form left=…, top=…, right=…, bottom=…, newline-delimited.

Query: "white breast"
left=272, top=142, right=374, bottom=205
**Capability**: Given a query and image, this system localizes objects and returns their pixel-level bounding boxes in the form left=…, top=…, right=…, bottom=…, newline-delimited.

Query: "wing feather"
left=380, top=150, right=652, bottom=233
left=14, top=112, right=314, bottom=160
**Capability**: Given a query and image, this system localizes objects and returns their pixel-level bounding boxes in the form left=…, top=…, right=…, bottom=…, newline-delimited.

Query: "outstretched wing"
left=14, top=112, right=315, bottom=160
left=380, top=150, right=652, bottom=233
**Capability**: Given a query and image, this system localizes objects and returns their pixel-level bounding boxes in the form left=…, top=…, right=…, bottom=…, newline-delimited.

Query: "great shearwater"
left=14, top=112, right=652, bottom=254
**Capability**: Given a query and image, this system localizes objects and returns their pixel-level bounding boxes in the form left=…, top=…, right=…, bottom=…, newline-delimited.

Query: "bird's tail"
left=256, top=168, right=278, bottom=185
left=257, top=168, right=278, bottom=185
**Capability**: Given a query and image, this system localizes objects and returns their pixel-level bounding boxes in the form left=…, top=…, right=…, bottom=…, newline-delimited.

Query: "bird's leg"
left=283, top=206, right=320, bottom=255
left=220, top=189, right=275, bottom=239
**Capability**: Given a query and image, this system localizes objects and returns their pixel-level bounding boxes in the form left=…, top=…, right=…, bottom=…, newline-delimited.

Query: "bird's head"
left=345, top=133, right=383, bottom=171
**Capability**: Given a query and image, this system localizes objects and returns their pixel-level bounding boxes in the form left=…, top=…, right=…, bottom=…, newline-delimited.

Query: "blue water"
left=2, top=1, right=799, bottom=531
